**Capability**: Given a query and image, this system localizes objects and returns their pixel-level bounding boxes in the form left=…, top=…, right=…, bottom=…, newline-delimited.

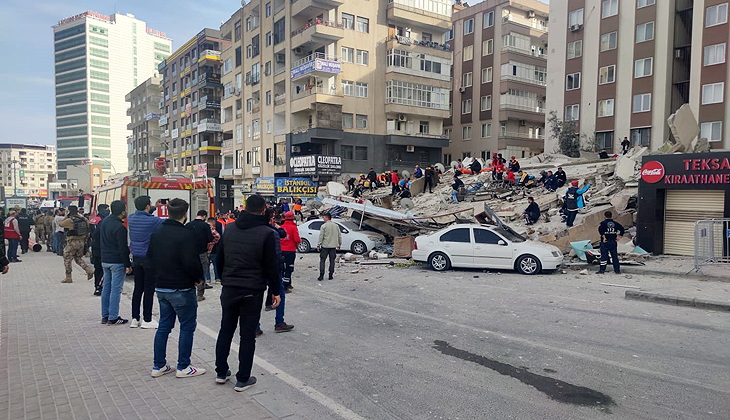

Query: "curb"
left=624, top=290, right=730, bottom=312
left=618, top=267, right=730, bottom=282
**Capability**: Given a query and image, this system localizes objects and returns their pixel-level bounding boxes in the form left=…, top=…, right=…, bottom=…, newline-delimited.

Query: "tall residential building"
left=125, top=76, right=163, bottom=172
left=445, top=0, right=549, bottom=164
left=219, top=0, right=453, bottom=191
left=157, top=29, right=227, bottom=184
left=546, top=0, right=730, bottom=153
left=53, top=11, right=172, bottom=180
left=0, top=144, right=57, bottom=199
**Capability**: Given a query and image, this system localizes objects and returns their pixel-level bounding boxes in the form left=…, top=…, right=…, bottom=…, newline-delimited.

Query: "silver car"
left=297, top=219, right=386, bottom=255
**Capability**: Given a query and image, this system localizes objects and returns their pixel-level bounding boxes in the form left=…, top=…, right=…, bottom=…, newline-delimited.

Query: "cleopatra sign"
left=641, top=157, right=730, bottom=185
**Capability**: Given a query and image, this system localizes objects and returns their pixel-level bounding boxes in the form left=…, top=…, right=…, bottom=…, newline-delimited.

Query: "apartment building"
left=445, top=0, right=549, bottom=164
left=157, top=29, right=228, bottom=181
left=546, top=0, right=730, bottom=153
left=0, top=144, right=57, bottom=198
left=53, top=11, right=172, bottom=180
left=125, top=77, right=162, bottom=172
left=219, top=0, right=453, bottom=191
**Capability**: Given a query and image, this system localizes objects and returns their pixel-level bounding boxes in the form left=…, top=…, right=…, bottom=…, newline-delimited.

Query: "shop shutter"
left=664, top=190, right=725, bottom=256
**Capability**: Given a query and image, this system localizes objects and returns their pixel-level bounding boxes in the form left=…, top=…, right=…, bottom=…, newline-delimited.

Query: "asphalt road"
left=182, top=253, right=730, bottom=420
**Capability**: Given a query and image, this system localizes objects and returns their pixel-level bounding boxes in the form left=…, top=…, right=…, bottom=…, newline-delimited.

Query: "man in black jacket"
left=16, top=208, right=33, bottom=254
left=523, top=197, right=541, bottom=225
left=91, top=204, right=109, bottom=296
left=147, top=198, right=206, bottom=378
left=99, top=200, right=132, bottom=325
left=215, top=195, right=280, bottom=392
left=186, top=210, right=214, bottom=300
left=367, top=168, right=377, bottom=191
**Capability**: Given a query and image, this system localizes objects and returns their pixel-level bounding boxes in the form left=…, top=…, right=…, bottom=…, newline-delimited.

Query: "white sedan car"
left=297, top=219, right=386, bottom=255
left=412, top=224, right=563, bottom=275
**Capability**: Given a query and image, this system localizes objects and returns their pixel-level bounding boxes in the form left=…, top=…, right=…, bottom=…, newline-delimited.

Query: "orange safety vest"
left=293, top=203, right=302, bottom=212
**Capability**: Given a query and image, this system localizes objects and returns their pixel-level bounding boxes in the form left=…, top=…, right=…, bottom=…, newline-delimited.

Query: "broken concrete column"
left=667, top=103, right=700, bottom=151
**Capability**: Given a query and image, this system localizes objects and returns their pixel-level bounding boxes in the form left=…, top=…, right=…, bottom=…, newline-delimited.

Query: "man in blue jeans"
left=99, top=200, right=132, bottom=325
left=147, top=198, right=206, bottom=378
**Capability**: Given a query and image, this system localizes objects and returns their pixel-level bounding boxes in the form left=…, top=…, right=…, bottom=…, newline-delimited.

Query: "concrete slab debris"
left=667, top=104, right=700, bottom=150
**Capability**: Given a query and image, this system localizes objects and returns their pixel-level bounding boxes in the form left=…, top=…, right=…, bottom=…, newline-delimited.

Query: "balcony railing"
left=499, top=132, right=545, bottom=140
left=502, top=45, right=547, bottom=59
left=291, top=52, right=338, bottom=69
left=274, top=93, right=287, bottom=105
left=386, top=129, right=447, bottom=139
left=291, top=86, right=339, bottom=101
left=386, top=0, right=451, bottom=20
left=499, top=96, right=545, bottom=114
left=500, top=74, right=547, bottom=86
left=292, top=19, right=343, bottom=37
left=387, top=34, right=451, bottom=52
left=502, top=14, right=548, bottom=32
left=385, top=97, right=449, bottom=110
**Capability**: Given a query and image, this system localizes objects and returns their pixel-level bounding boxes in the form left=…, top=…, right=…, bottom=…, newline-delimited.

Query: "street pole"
left=11, top=159, right=19, bottom=197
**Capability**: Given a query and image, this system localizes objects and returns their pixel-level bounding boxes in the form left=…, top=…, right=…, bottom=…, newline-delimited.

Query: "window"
left=636, top=22, right=654, bottom=42
left=702, top=82, right=724, bottom=104
left=266, top=91, right=271, bottom=105
left=342, top=13, right=354, bottom=30
left=481, top=123, right=492, bottom=138
left=637, top=0, right=655, bottom=8
left=704, top=43, right=726, bottom=66
left=462, top=72, right=472, bottom=87
left=474, top=229, right=503, bottom=245
left=633, top=93, right=652, bottom=112
left=462, top=99, right=472, bottom=114
left=223, top=57, right=233, bottom=75
left=387, top=49, right=412, bottom=68
left=419, top=120, right=429, bottom=134
left=600, top=32, right=617, bottom=51
left=700, top=121, right=723, bottom=142
left=266, top=32, right=271, bottom=46
left=599, top=65, right=616, bottom=84
left=419, top=57, right=442, bottom=74
left=596, top=131, right=614, bottom=149
left=265, top=61, right=271, bottom=76
left=480, top=95, right=492, bottom=111
left=567, top=40, right=583, bottom=59
left=273, top=18, right=285, bottom=44
left=706, top=3, right=728, bottom=27
left=566, top=72, right=581, bottom=90
left=597, top=99, right=614, bottom=117
left=635, top=57, right=653, bottom=78
left=342, top=80, right=354, bottom=96
left=356, top=82, right=368, bottom=98
left=356, top=114, right=368, bottom=129
left=602, top=0, right=618, bottom=18
left=482, top=67, right=492, bottom=83
left=341, top=144, right=354, bottom=158
left=482, top=39, right=493, bottom=56
left=341, top=47, right=354, bottom=63
left=356, top=16, right=369, bottom=33
left=462, top=126, right=472, bottom=140
left=440, top=228, right=470, bottom=243
left=569, top=9, right=584, bottom=27
left=565, top=104, right=580, bottom=121
left=631, top=127, right=651, bottom=146
left=266, top=2, right=271, bottom=16
left=483, top=11, right=494, bottom=28
left=355, top=146, right=368, bottom=160
left=342, top=113, right=354, bottom=129
left=464, top=18, right=474, bottom=35
left=356, top=49, right=369, bottom=65
left=463, top=45, right=473, bottom=61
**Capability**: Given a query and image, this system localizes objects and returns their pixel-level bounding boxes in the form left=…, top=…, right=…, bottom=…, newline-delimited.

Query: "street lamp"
left=93, top=155, right=117, bottom=174
left=11, top=159, right=18, bottom=196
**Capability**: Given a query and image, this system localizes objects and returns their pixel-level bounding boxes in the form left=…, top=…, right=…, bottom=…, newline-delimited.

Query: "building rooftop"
left=0, top=143, right=55, bottom=151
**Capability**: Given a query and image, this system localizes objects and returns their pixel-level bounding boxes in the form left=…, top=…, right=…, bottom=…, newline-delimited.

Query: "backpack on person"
left=67, top=215, right=89, bottom=237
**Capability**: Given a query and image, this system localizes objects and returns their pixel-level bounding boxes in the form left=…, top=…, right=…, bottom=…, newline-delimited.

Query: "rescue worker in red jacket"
left=279, top=211, right=301, bottom=292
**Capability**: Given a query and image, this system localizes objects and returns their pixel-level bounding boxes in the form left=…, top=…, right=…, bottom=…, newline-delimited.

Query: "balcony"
left=498, top=132, right=545, bottom=149
left=291, top=19, right=344, bottom=50
left=386, top=1, right=451, bottom=31
left=159, top=114, right=168, bottom=126
left=502, top=14, right=548, bottom=33
left=500, top=73, right=547, bottom=87
left=291, top=0, right=344, bottom=19
left=499, top=95, right=545, bottom=123
left=290, top=87, right=343, bottom=114
left=385, top=35, right=452, bottom=59
left=220, top=168, right=234, bottom=178
left=384, top=99, right=450, bottom=119
left=274, top=93, right=287, bottom=106
left=290, top=53, right=341, bottom=81
left=501, top=45, right=547, bottom=62
left=199, top=72, right=222, bottom=88
left=198, top=95, right=221, bottom=110
left=198, top=49, right=222, bottom=64
left=197, top=119, right=222, bottom=133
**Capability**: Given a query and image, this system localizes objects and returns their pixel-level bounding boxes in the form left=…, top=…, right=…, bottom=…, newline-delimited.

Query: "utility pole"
left=11, top=158, right=18, bottom=196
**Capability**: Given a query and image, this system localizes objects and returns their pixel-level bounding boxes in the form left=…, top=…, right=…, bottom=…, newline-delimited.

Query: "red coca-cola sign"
left=640, top=161, right=664, bottom=183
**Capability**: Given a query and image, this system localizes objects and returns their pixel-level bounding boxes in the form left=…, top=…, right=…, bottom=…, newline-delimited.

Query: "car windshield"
left=338, top=220, right=361, bottom=231
left=494, top=227, right=526, bottom=243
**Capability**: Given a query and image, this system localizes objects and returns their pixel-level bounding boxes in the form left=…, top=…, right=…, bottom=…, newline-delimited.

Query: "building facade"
left=219, top=0, right=453, bottom=193
left=0, top=144, right=57, bottom=199
left=546, top=0, right=730, bottom=153
left=53, top=11, right=172, bottom=180
left=157, top=29, right=227, bottom=182
left=126, top=77, right=163, bottom=172
left=445, top=0, right=549, bottom=164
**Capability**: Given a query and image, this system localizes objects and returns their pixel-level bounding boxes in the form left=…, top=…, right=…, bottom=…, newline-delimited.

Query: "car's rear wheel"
left=297, top=239, right=311, bottom=253
left=429, top=252, right=451, bottom=271
left=351, top=240, right=367, bottom=255
left=516, top=254, right=541, bottom=275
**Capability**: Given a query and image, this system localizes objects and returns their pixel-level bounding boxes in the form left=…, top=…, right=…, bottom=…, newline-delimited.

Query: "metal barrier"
left=694, top=218, right=730, bottom=271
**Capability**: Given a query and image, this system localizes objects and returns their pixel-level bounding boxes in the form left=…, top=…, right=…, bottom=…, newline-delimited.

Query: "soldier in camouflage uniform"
left=34, top=211, right=46, bottom=245
left=43, top=210, right=54, bottom=252
left=58, top=205, right=94, bottom=283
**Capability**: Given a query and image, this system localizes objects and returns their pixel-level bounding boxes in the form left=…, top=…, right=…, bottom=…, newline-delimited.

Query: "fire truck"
left=91, top=172, right=214, bottom=219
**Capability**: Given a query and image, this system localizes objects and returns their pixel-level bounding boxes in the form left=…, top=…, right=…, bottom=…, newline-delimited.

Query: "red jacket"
left=279, top=220, right=301, bottom=252
left=4, top=217, right=20, bottom=240
left=390, top=172, right=399, bottom=184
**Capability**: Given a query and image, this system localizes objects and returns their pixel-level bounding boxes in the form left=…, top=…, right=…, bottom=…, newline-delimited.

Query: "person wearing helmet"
left=563, top=180, right=591, bottom=227
left=279, top=211, right=300, bottom=292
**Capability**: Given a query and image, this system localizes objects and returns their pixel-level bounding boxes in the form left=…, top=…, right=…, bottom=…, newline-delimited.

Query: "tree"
left=547, top=111, right=581, bottom=158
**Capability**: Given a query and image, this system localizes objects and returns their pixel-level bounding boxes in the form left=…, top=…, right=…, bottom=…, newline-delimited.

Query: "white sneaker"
left=176, top=365, right=206, bottom=378
left=141, top=320, right=158, bottom=329
left=151, top=365, right=173, bottom=377
left=129, top=319, right=141, bottom=328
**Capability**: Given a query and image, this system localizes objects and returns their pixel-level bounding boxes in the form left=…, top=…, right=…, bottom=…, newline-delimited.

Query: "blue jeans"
left=154, top=288, right=197, bottom=370
left=451, top=190, right=459, bottom=204
left=209, top=253, right=219, bottom=280
left=275, top=279, right=286, bottom=325
left=101, top=263, right=126, bottom=320
left=6, top=239, right=18, bottom=260
left=53, top=232, right=65, bottom=256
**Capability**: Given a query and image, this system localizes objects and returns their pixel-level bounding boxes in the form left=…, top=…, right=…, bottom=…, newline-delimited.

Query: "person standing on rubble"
left=367, top=168, right=378, bottom=191
left=423, top=166, right=435, bottom=193
left=621, top=137, right=630, bottom=155
left=522, top=197, right=540, bottom=225
left=564, top=180, right=591, bottom=227
left=347, top=176, right=356, bottom=192
left=390, top=170, right=400, bottom=195
left=597, top=211, right=625, bottom=274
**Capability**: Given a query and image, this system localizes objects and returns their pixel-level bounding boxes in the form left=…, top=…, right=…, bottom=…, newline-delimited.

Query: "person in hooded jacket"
left=564, top=180, right=591, bottom=227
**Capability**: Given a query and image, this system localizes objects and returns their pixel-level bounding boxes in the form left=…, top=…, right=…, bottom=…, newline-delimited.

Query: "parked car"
left=297, top=219, right=386, bottom=255
left=411, top=224, right=563, bottom=275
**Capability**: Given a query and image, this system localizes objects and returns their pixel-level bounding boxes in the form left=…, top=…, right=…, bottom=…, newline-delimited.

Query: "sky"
left=0, top=0, right=547, bottom=147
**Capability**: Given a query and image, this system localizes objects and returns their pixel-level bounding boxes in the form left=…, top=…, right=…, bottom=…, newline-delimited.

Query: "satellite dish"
left=449, top=160, right=458, bottom=169
left=317, top=191, right=327, bottom=200
left=401, top=170, right=411, bottom=179
left=310, top=201, right=323, bottom=209
left=400, top=198, right=414, bottom=210
left=435, top=163, right=445, bottom=173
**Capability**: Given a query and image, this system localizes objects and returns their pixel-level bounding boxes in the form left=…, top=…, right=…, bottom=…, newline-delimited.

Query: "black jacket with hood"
left=216, top=211, right=281, bottom=296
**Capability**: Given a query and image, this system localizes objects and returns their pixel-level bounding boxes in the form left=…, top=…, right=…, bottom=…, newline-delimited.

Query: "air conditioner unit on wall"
left=293, top=47, right=303, bottom=55
left=519, top=120, right=526, bottom=126
left=570, top=24, right=583, bottom=32
left=398, top=114, right=407, bottom=121
left=458, top=87, right=466, bottom=93
left=527, top=11, right=535, bottom=18
left=291, top=146, right=300, bottom=153
left=406, top=145, right=415, bottom=153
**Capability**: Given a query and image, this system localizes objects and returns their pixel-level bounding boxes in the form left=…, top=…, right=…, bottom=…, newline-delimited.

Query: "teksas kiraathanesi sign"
left=641, top=157, right=730, bottom=185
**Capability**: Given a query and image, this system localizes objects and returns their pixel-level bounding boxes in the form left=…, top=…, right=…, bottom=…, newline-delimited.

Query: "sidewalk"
left=0, top=251, right=278, bottom=420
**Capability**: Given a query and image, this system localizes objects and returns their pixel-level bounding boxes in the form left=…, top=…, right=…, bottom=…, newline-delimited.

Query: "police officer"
left=597, top=211, right=625, bottom=274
